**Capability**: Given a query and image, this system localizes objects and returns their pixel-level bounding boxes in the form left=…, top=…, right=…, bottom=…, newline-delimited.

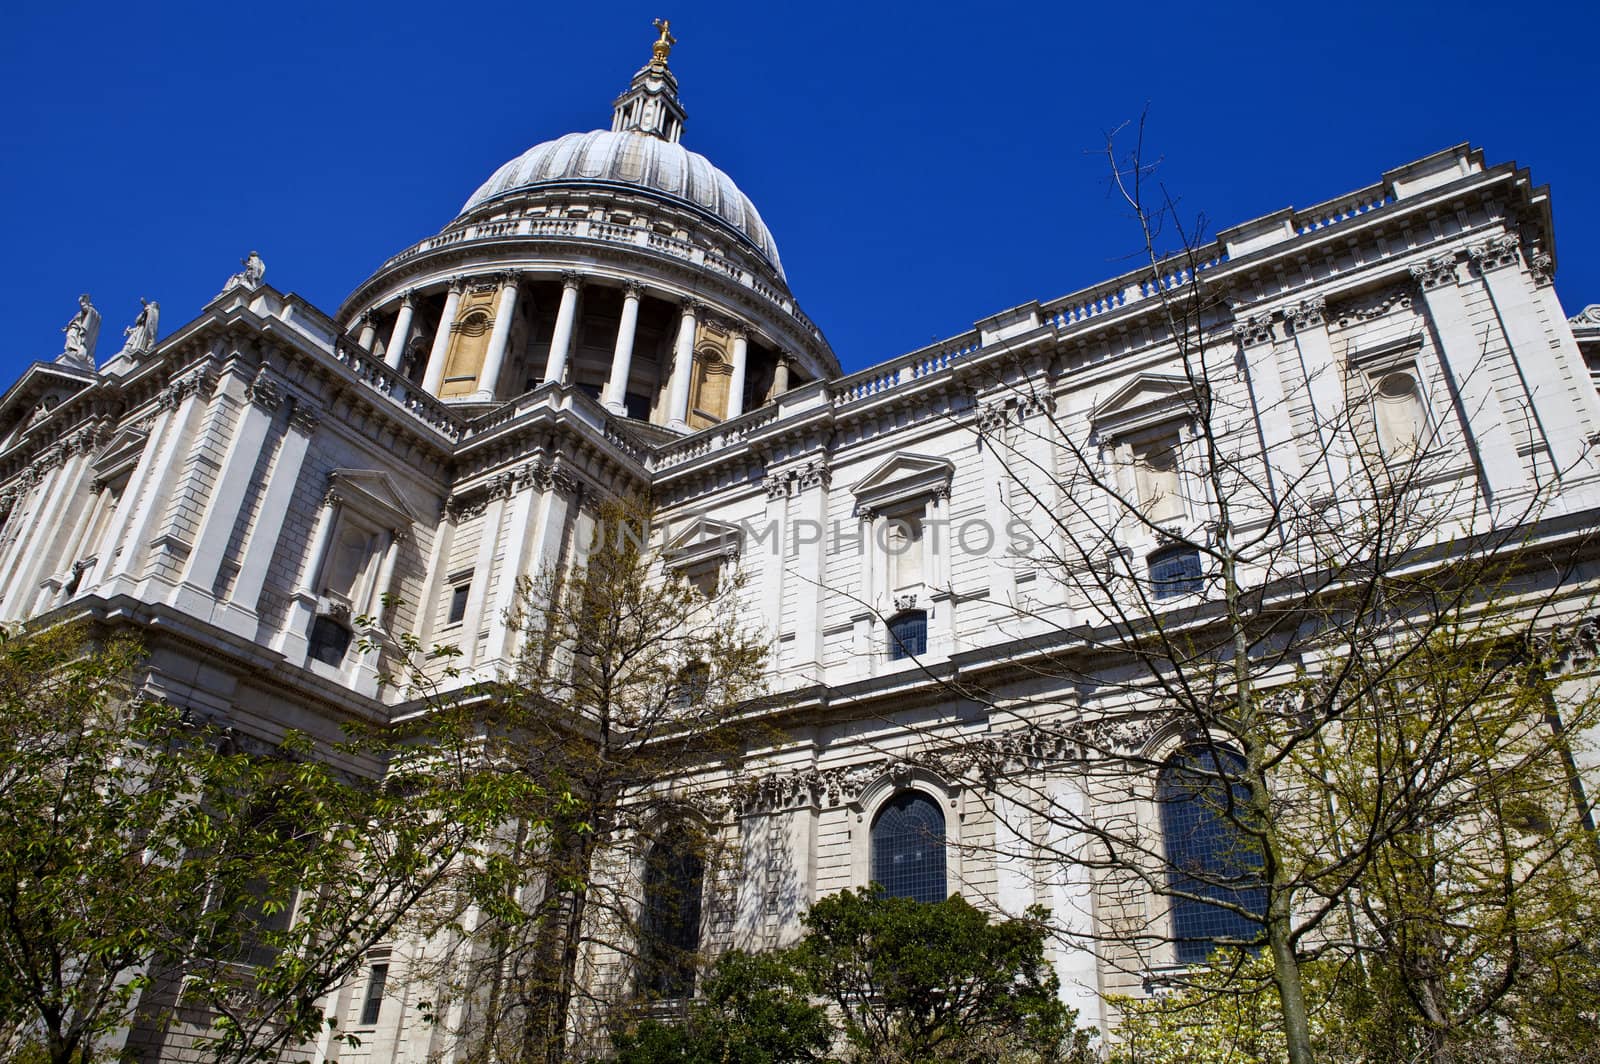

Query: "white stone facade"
left=6, top=39, right=1600, bottom=1063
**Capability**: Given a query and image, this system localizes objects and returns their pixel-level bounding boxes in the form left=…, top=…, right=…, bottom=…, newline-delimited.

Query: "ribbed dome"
left=459, top=130, right=784, bottom=279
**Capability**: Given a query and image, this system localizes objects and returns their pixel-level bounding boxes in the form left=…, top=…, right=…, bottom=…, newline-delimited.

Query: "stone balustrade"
left=373, top=216, right=824, bottom=346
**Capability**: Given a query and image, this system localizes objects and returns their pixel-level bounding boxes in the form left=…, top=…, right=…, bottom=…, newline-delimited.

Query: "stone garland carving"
left=1409, top=254, right=1460, bottom=291
left=1467, top=234, right=1522, bottom=273
left=1332, top=286, right=1413, bottom=328
left=155, top=365, right=216, bottom=411
left=1231, top=312, right=1275, bottom=348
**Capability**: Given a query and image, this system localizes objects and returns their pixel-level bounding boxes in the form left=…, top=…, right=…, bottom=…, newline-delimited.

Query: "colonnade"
left=355, top=272, right=785, bottom=424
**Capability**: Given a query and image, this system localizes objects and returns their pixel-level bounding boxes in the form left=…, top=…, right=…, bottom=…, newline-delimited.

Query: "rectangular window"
left=447, top=581, right=471, bottom=625
left=1149, top=547, right=1203, bottom=599
left=359, top=962, right=388, bottom=1027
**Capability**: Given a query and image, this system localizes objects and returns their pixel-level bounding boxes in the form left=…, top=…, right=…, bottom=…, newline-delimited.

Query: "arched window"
left=638, top=824, right=704, bottom=999
left=1158, top=746, right=1266, bottom=964
left=887, top=610, right=927, bottom=660
left=870, top=791, right=946, bottom=903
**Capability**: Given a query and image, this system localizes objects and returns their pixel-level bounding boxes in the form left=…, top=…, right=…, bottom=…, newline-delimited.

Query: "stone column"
left=384, top=291, right=416, bottom=371
left=356, top=312, right=378, bottom=352
left=1, top=449, right=84, bottom=619
left=1284, top=297, right=1352, bottom=495
left=726, top=326, right=750, bottom=419
left=226, top=404, right=319, bottom=634
left=602, top=282, right=642, bottom=414
left=479, top=466, right=543, bottom=666
left=788, top=460, right=829, bottom=685
left=354, top=529, right=403, bottom=695
left=759, top=471, right=791, bottom=670
left=1234, top=312, right=1304, bottom=507
left=1410, top=255, right=1528, bottom=504
left=83, top=408, right=179, bottom=592
left=422, top=279, right=465, bottom=395
left=667, top=300, right=699, bottom=430
left=926, top=485, right=954, bottom=657
left=476, top=274, right=521, bottom=401
left=102, top=372, right=213, bottom=595
left=772, top=355, right=791, bottom=399
left=544, top=272, right=583, bottom=386
left=460, top=481, right=512, bottom=669
left=173, top=370, right=282, bottom=614
left=1471, top=236, right=1591, bottom=476
left=272, top=486, right=340, bottom=659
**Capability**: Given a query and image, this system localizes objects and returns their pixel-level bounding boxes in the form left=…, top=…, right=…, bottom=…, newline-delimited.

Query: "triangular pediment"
left=1091, top=373, right=1199, bottom=436
left=329, top=468, right=418, bottom=529
left=851, top=452, right=955, bottom=512
left=664, top=514, right=742, bottom=565
left=92, top=426, right=150, bottom=479
left=0, top=362, right=96, bottom=442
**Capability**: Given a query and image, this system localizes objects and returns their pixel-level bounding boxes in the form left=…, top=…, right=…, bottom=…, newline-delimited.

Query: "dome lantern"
left=611, top=19, right=686, bottom=145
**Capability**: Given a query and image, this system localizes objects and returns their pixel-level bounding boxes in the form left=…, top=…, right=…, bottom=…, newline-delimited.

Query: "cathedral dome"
left=458, top=129, right=784, bottom=280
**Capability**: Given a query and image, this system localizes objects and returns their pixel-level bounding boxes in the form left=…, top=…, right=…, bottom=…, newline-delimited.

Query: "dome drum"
left=342, top=267, right=818, bottom=433
left=335, top=38, right=834, bottom=436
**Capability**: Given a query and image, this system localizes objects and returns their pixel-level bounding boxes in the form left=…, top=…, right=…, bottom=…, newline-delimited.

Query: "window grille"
left=887, top=610, right=927, bottom=660
left=1148, top=547, right=1202, bottom=599
left=1158, top=747, right=1266, bottom=963
left=870, top=791, right=946, bottom=903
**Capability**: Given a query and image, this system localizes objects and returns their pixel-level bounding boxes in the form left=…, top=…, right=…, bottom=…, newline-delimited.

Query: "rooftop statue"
left=60, top=294, right=100, bottom=368
left=226, top=250, right=266, bottom=290
left=652, top=18, right=675, bottom=65
left=120, top=298, right=159, bottom=357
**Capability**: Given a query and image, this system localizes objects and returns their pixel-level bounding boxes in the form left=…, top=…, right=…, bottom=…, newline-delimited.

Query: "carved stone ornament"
left=893, top=591, right=919, bottom=611
left=1468, top=234, right=1522, bottom=273
left=1409, top=254, right=1459, bottom=291
left=1232, top=311, right=1275, bottom=347
left=1530, top=248, right=1554, bottom=287
left=1069, top=712, right=1163, bottom=757
left=975, top=399, right=1011, bottom=437
left=1284, top=295, right=1327, bottom=333
left=796, top=459, right=830, bottom=491
left=246, top=365, right=282, bottom=411
left=1570, top=305, right=1600, bottom=327
left=734, top=763, right=883, bottom=815
left=763, top=472, right=791, bottom=500
left=289, top=403, right=321, bottom=434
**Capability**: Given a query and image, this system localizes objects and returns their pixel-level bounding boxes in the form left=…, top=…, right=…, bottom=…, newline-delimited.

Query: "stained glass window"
left=871, top=791, right=946, bottom=903
left=1158, top=747, right=1266, bottom=964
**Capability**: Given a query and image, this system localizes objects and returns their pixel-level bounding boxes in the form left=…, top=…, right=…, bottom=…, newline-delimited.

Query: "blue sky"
left=3, top=1, right=1596, bottom=380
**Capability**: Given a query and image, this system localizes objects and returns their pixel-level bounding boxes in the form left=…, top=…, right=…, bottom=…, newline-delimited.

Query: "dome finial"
left=651, top=18, right=676, bottom=67
left=612, top=20, right=687, bottom=143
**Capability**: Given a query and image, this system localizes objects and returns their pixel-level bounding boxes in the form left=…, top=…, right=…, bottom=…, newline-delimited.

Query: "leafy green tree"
left=609, top=951, right=831, bottom=1064
left=379, top=496, right=773, bottom=1063
left=791, top=887, right=1095, bottom=1064
left=0, top=621, right=525, bottom=1064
